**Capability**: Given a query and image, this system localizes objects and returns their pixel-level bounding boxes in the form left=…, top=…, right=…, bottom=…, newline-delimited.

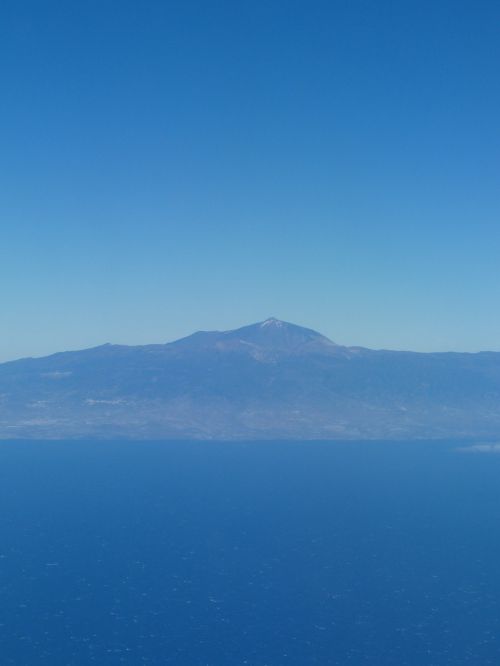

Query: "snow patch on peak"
left=260, top=318, right=284, bottom=328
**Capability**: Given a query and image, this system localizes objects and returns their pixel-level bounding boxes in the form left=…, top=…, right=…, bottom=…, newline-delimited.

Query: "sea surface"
left=1, top=439, right=500, bottom=665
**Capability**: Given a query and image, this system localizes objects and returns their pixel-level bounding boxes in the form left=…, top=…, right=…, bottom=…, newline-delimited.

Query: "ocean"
left=0, top=439, right=499, bottom=665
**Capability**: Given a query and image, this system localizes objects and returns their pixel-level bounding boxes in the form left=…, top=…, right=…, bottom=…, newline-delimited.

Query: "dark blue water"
left=1, top=440, right=499, bottom=665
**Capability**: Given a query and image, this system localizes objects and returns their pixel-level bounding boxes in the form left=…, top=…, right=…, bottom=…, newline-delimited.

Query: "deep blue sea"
left=1, top=440, right=500, bottom=665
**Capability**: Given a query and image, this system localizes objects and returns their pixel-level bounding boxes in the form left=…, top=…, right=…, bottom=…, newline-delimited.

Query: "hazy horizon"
left=4, top=315, right=500, bottom=364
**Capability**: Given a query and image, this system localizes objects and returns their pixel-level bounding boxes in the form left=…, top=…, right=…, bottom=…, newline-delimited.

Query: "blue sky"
left=2, top=0, right=499, bottom=360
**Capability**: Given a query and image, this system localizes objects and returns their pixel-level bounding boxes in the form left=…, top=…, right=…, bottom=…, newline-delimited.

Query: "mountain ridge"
left=1, top=319, right=500, bottom=440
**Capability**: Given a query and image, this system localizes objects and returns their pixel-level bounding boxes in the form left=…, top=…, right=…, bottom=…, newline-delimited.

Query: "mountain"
left=1, top=318, right=500, bottom=440
left=165, top=317, right=343, bottom=358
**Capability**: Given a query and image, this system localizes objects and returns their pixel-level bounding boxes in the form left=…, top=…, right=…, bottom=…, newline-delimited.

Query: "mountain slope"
left=1, top=319, right=500, bottom=439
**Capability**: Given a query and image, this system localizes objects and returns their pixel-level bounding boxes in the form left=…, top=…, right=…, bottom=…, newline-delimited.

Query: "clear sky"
left=1, top=0, right=499, bottom=360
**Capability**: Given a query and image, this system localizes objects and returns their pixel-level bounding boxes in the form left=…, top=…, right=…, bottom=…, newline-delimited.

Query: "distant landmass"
left=1, top=318, right=500, bottom=440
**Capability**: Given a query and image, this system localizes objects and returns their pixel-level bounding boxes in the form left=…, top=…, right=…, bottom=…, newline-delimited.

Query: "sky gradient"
left=2, top=0, right=500, bottom=361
